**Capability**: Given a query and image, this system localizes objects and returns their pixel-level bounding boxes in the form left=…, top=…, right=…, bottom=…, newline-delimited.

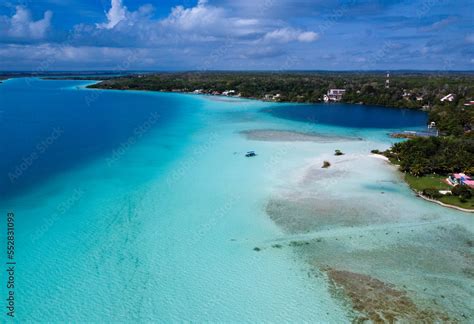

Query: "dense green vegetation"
left=389, top=136, right=474, bottom=209
left=429, top=105, right=474, bottom=136
left=452, top=185, right=473, bottom=201
left=385, top=137, right=474, bottom=176
left=438, top=194, right=474, bottom=209
left=89, top=71, right=474, bottom=107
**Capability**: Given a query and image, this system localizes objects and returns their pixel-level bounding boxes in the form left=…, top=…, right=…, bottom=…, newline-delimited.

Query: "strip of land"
left=240, top=129, right=362, bottom=143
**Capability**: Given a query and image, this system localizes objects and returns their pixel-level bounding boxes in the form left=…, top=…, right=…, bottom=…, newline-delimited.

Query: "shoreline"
left=82, top=80, right=424, bottom=111
left=415, top=192, right=474, bottom=213
left=370, top=153, right=389, bottom=161
left=83, top=83, right=433, bottom=120
left=382, top=156, right=474, bottom=213
left=369, top=152, right=473, bottom=213
left=32, top=76, right=433, bottom=114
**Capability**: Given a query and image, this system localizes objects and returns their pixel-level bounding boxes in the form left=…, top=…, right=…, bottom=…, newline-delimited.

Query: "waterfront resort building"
left=447, top=173, right=474, bottom=188
left=324, top=89, right=346, bottom=102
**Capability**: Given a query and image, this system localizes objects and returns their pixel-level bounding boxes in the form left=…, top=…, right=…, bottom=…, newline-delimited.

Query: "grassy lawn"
left=404, top=174, right=451, bottom=191
left=439, top=195, right=474, bottom=209
left=404, top=173, right=474, bottom=210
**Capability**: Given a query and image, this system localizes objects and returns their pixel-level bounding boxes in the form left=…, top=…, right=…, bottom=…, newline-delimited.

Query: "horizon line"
left=1, top=69, right=474, bottom=73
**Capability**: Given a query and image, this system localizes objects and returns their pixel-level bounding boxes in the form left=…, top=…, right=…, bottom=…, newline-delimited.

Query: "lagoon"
left=0, top=78, right=472, bottom=322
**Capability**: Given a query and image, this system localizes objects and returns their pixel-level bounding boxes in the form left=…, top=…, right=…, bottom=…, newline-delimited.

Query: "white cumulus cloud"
left=1, top=6, right=53, bottom=40
left=263, top=28, right=319, bottom=43
left=97, top=0, right=128, bottom=29
left=161, top=1, right=225, bottom=31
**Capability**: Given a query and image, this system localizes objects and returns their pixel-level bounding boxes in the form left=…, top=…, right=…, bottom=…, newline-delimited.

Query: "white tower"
left=385, top=72, right=390, bottom=89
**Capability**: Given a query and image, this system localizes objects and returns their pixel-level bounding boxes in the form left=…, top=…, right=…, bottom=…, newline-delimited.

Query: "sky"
left=0, top=0, right=472, bottom=71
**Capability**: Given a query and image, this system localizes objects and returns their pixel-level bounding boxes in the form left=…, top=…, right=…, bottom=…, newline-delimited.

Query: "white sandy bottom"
left=7, top=91, right=473, bottom=322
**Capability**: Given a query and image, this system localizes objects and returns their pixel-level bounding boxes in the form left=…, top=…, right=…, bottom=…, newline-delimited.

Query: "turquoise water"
left=1, top=79, right=472, bottom=322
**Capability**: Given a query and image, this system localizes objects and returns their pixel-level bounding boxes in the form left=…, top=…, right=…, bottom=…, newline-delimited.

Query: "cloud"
left=1, top=0, right=472, bottom=70
left=96, top=0, right=127, bottom=29
left=0, top=6, right=53, bottom=40
left=161, top=1, right=224, bottom=31
left=0, top=43, right=164, bottom=70
left=87, top=0, right=263, bottom=45
left=159, top=0, right=264, bottom=40
left=420, top=16, right=457, bottom=32
left=263, top=28, right=319, bottom=43
left=69, top=0, right=319, bottom=49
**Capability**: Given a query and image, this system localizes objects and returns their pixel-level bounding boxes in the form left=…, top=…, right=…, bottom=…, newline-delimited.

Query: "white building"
left=440, top=93, right=454, bottom=102
left=324, top=89, right=346, bottom=102
left=222, top=90, right=236, bottom=96
left=463, top=100, right=474, bottom=106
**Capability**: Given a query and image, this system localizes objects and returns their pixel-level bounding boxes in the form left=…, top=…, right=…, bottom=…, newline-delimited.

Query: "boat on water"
left=245, top=151, right=257, bottom=157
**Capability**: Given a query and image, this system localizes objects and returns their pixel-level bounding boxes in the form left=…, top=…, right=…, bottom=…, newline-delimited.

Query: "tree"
left=451, top=185, right=473, bottom=200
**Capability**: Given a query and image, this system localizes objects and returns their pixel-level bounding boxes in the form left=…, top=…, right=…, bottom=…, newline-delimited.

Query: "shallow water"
left=0, top=78, right=472, bottom=322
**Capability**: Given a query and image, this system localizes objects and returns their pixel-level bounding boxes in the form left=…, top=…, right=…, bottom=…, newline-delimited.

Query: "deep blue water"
left=263, top=103, right=427, bottom=128
left=0, top=78, right=182, bottom=198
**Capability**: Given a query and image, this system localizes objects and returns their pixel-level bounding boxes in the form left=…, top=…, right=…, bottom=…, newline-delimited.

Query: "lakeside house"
left=464, top=100, right=474, bottom=106
left=324, top=89, right=346, bottom=102
left=264, top=93, right=282, bottom=101
left=440, top=93, right=454, bottom=102
left=447, top=173, right=474, bottom=188
left=222, top=90, right=236, bottom=96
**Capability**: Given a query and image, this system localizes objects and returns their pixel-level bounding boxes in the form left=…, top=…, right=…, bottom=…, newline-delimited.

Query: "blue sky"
left=0, top=0, right=473, bottom=70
